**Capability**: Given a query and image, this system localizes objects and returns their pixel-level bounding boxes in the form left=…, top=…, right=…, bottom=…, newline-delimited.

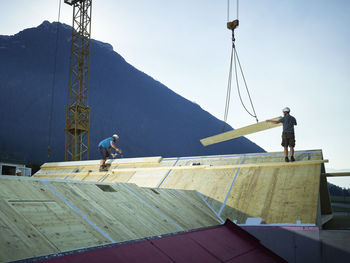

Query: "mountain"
left=0, top=21, right=264, bottom=163
left=328, top=182, right=350, bottom=196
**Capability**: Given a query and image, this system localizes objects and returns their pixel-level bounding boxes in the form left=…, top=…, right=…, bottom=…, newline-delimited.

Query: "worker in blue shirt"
left=98, top=134, right=122, bottom=171
left=267, top=107, right=297, bottom=162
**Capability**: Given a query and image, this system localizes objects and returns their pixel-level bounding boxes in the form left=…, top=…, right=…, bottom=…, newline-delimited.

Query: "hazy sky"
left=1, top=0, right=349, bottom=187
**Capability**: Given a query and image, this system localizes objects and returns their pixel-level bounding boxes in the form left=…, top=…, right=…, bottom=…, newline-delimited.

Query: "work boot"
left=291, top=156, right=295, bottom=162
left=285, top=157, right=289, bottom=162
left=99, top=165, right=108, bottom=172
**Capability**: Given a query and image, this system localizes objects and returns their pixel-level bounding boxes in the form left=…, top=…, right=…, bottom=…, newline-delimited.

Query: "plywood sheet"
left=31, top=150, right=328, bottom=226
left=35, top=168, right=73, bottom=176
left=0, top=177, right=222, bottom=262
left=0, top=200, right=58, bottom=262
left=126, top=184, right=221, bottom=228
left=220, top=164, right=321, bottom=224
left=34, top=150, right=323, bottom=179
left=242, top=151, right=319, bottom=164
left=103, top=172, right=135, bottom=183
left=81, top=174, right=107, bottom=182
left=200, top=117, right=282, bottom=146
left=45, top=180, right=217, bottom=239
left=9, top=200, right=109, bottom=251
left=160, top=168, right=239, bottom=214
left=127, top=170, right=170, bottom=188
left=46, top=182, right=181, bottom=242
left=0, top=179, right=49, bottom=200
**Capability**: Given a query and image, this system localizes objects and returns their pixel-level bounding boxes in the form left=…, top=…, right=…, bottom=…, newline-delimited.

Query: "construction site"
left=1, top=149, right=350, bottom=262
left=1, top=0, right=350, bottom=262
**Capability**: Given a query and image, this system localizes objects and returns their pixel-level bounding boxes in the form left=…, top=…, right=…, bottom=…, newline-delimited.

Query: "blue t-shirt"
left=98, top=137, right=114, bottom=149
left=280, top=115, right=297, bottom=133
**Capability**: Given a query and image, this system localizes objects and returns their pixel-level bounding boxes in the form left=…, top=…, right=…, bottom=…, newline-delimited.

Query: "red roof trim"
left=35, top=220, right=286, bottom=263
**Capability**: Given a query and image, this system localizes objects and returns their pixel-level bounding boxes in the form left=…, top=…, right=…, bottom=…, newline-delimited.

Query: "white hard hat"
left=282, top=107, right=290, bottom=113
left=113, top=134, right=119, bottom=139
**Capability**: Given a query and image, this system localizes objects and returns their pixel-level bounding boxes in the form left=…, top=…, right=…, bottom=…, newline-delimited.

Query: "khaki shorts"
left=281, top=132, right=295, bottom=147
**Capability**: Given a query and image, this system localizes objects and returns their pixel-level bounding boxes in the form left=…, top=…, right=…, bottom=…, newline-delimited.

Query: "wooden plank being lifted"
left=200, top=117, right=281, bottom=146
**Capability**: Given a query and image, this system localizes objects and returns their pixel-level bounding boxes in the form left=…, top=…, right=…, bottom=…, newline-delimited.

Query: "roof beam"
left=324, top=172, right=350, bottom=177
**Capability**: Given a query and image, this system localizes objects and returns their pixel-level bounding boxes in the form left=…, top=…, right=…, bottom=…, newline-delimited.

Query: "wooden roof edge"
left=39, top=149, right=324, bottom=170
left=40, top=156, right=163, bottom=169
left=162, top=149, right=323, bottom=161
left=111, top=159, right=328, bottom=172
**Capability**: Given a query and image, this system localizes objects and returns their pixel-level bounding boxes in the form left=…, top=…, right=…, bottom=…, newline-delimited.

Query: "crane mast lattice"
left=64, top=0, right=92, bottom=161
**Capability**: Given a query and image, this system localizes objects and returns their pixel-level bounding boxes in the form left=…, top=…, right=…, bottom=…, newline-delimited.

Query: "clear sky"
left=1, top=0, right=349, bottom=187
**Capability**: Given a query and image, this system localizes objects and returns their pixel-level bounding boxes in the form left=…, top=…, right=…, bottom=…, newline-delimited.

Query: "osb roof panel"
left=0, top=177, right=220, bottom=262
left=33, top=150, right=327, bottom=225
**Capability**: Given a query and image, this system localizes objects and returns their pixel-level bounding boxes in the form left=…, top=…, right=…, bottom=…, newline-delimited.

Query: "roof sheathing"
left=34, top=150, right=330, bottom=225
left=0, top=177, right=220, bottom=262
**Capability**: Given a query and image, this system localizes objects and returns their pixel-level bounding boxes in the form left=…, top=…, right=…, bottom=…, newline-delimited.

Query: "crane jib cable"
left=47, top=0, right=62, bottom=159
left=227, top=0, right=239, bottom=22
left=223, top=44, right=234, bottom=131
left=223, top=0, right=258, bottom=132
left=222, top=32, right=258, bottom=130
left=233, top=44, right=258, bottom=122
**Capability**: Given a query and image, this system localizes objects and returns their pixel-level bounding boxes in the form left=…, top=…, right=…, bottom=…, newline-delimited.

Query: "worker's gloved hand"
left=111, top=153, right=117, bottom=158
left=119, top=149, right=123, bottom=154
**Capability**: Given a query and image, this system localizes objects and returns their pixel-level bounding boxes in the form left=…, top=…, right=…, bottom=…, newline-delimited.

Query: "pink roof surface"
left=38, top=220, right=286, bottom=263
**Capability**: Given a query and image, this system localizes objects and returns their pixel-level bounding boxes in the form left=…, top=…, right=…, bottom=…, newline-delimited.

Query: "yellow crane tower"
left=64, top=0, right=92, bottom=161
